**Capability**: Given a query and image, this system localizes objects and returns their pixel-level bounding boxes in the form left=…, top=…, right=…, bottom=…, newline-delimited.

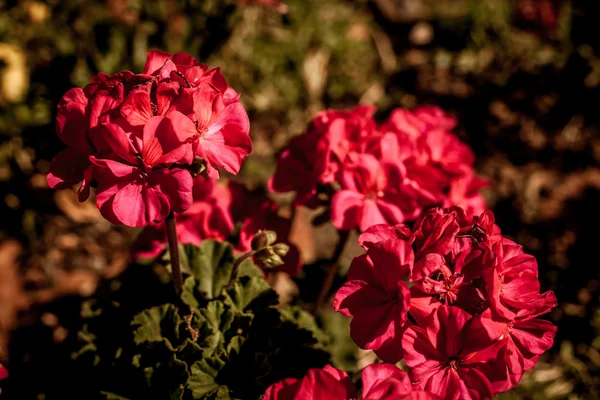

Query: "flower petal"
left=47, top=148, right=90, bottom=189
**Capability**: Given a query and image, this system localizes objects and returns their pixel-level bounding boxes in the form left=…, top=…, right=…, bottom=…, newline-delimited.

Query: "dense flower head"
left=333, top=207, right=557, bottom=399
left=132, top=176, right=301, bottom=275
left=269, top=105, right=487, bottom=231
left=47, top=51, right=251, bottom=227
left=263, top=364, right=440, bottom=400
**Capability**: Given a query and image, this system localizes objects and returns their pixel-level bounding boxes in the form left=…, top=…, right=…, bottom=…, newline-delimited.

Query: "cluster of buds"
left=251, top=230, right=290, bottom=270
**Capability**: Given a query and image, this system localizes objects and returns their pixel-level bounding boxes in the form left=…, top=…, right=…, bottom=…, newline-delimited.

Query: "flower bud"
left=254, top=247, right=285, bottom=269
left=251, top=230, right=277, bottom=251
left=271, top=243, right=290, bottom=257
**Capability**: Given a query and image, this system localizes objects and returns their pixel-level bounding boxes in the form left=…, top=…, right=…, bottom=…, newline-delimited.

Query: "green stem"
left=165, top=211, right=183, bottom=296
left=226, top=250, right=255, bottom=289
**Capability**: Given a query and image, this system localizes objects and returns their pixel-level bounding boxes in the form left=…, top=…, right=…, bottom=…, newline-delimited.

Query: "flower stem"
left=311, top=229, right=350, bottom=314
left=226, top=250, right=255, bottom=289
left=165, top=211, right=183, bottom=296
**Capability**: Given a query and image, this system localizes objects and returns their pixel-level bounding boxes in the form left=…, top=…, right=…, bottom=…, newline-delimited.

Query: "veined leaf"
left=132, top=304, right=181, bottom=347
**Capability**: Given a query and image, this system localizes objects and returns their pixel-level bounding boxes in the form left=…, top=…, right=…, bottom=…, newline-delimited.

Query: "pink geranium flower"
left=334, top=207, right=557, bottom=397
left=333, top=238, right=413, bottom=362
left=402, top=306, right=500, bottom=400
left=142, top=51, right=251, bottom=178
left=487, top=238, right=557, bottom=321
left=480, top=309, right=557, bottom=394
left=269, top=104, right=488, bottom=230
left=331, top=153, right=420, bottom=231
left=92, top=114, right=195, bottom=227
left=47, top=51, right=251, bottom=228
left=263, top=365, right=356, bottom=400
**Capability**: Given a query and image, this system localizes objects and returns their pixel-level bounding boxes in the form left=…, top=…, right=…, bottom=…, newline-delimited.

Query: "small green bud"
left=251, top=230, right=277, bottom=250
left=254, top=247, right=285, bottom=269
left=272, top=243, right=290, bottom=257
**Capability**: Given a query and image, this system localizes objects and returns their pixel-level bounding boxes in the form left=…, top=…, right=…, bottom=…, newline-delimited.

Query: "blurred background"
left=0, top=0, right=598, bottom=398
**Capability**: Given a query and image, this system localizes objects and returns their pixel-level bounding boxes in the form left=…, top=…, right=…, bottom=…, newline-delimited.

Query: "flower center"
left=448, top=357, right=459, bottom=370
left=458, top=224, right=487, bottom=243
left=385, top=290, right=399, bottom=304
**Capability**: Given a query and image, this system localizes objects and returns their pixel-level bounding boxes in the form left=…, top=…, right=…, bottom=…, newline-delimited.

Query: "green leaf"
left=188, top=358, right=228, bottom=399
left=133, top=343, right=189, bottom=400
left=280, top=306, right=328, bottom=346
left=132, top=304, right=181, bottom=347
left=236, top=258, right=264, bottom=278
left=204, top=386, right=232, bottom=400
left=182, top=276, right=200, bottom=309
left=320, top=308, right=358, bottom=371
left=181, top=241, right=236, bottom=300
left=196, top=301, right=235, bottom=357
left=225, top=275, right=277, bottom=313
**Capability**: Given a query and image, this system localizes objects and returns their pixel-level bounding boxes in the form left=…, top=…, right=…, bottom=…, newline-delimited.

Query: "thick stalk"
left=312, top=229, right=350, bottom=314
left=165, top=211, right=183, bottom=296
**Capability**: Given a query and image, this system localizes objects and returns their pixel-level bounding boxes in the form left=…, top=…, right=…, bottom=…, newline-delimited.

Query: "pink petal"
left=321, top=365, right=355, bottom=397
left=350, top=301, right=404, bottom=351
left=402, top=326, right=444, bottom=368
left=47, top=148, right=90, bottom=189
left=167, top=110, right=199, bottom=143
left=90, top=156, right=137, bottom=177
left=143, top=50, right=173, bottom=75
left=333, top=280, right=386, bottom=317
left=156, top=82, right=181, bottom=115
left=100, top=119, right=138, bottom=164
left=148, top=168, right=193, bottom=213
left=359, top=199, right=389, bottom=231
left=112, top=182, right=170, bottom=227
left=361, top=364, right=412, bottom=399
left=366, top=239, right=414, bottom=283
left=142, top=116, right=193, bottom=166
left=456, top=367, right=493, bottom=400
left=409, top=287, right=442, bottom=326
left=331, top=190, right=364, bottom=230
left=55, top=88, right=92, bottom=153
left=428, top=306, right=472, bottom=359
left=204, top=101, right=250, bottom=140
left=300, top=367, right=356, bottom=400
left=263, top=378, right=301, bottom=400
left=358, top=224, right=411, bottom=250
left=199, top=102, right=252, bottom=175
left=194, top=67, right=228, bottom=92
left=120, top=88, right=153, bottom=126
left=412, top=253, right=445, bottom=282
left=511, top=318, right=556, bottom=356
left=77, top=164, right=95, bottom=201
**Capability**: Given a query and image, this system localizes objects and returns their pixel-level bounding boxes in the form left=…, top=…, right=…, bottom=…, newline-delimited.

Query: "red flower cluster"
left=269, top=106, right=487, bottom=232
left=263, top=363, right=439, bottom=400
left=47, top=51, right=251, bottom=227
left=334, top=207, right=557, bottom=399
left=132, top=176, right=300, bottom=275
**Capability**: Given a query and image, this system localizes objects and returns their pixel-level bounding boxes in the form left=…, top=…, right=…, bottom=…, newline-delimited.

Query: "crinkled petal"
left=148, top=168, right=193, bottom=213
